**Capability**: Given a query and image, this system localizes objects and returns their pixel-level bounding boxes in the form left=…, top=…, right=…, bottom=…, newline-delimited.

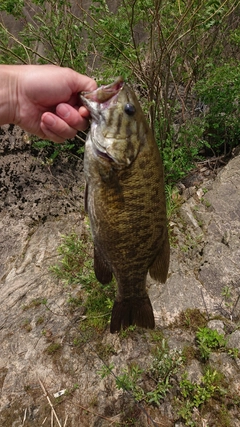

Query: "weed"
left=115, top=364, right=145, bottom=403
left=204, top=199, right=211, bottom=208
left=22, top=298, right=47, bottom=311
left=165, top=184, right=183, bottom=219
left=51, top=232, right=116, bottom=331
left=149, top=329, right=165, bottom=343
left=119, top=325, right=137, bottom=339
left=95, top=342, right=116, bottom=360
left=182, top=345, right=197, bottom=363
left=177, top=368, right=227, bottom=426
left=98, top=363, right=114, bottom=379
left=45, top=342, right=61, bottom=355
left=36, top=317, right=44, bottom=326
left=196, top=327, right=226, bottom=361
left=146, top=340, right=184, bottom=405
left=215, top=285, right=240, bottom=320
left=50, top=232, right=92, bottom=287
left=99, top=338, right=184, bottom=406
left=22, top=318, right=32, bottom=332
left=227, top=347, right=239, bottom=359
left=174, top=308, right=207, bottom=332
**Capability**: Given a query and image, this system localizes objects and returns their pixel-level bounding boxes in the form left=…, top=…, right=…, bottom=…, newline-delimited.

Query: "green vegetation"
left=174, top=308, right=207, bottom=331
left=45, top=342, right=61, bottom=354
left=177, top=368, right=227, bottom=426
left=0, top=0, right=239, bottom=182
left=99, top=338, right=184, bottom=405
left=50, top=232, right=115, bottom=331
left=196, top=327, right=226, bottom=361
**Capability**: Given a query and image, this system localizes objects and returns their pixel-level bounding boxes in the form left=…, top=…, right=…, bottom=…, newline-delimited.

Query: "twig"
left=63, top=415, right=69, bottom=427
left=38, top=377, right=63, bottom=427
left=21, top=408, right=27, bottom=426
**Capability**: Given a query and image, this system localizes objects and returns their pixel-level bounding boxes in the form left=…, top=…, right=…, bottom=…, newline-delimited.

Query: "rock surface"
left=0, top=125, right=240, bottom=426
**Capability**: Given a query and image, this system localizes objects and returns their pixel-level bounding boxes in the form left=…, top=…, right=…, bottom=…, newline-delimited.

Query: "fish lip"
left=80, top=77, right=125, bottom=164
left=80, top=77, right=124, bottom=119
left=81, top=76, right=124, bottom=104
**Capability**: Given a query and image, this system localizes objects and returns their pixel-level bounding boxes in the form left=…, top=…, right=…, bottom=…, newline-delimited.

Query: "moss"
left=173, top=308, right=207, bottom=331
left=95, top=342, right=116, bottom=360
left=21, top=318, right=32, bottom=332
left=182, top=344, right=198, bottom=362
left=45, top=342, right=61, bottom=354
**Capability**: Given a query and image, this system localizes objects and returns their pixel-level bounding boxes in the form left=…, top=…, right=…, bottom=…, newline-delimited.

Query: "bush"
left=196, top=63, right=240, bottom=155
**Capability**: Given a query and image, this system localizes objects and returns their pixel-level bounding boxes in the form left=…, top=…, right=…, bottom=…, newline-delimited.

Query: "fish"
left=80, top=77, right=170, bottom=333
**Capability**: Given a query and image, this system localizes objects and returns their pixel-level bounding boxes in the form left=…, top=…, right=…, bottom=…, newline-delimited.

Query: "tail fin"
left=110, top=296, right=155, bottom=333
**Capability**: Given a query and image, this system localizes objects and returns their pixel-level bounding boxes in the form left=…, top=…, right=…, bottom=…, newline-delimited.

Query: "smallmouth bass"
left=80, top=77, right=170, bottom=333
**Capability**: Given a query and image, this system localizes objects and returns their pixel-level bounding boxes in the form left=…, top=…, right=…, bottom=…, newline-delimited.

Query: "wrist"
left=0, top=65, right=19, bottom=126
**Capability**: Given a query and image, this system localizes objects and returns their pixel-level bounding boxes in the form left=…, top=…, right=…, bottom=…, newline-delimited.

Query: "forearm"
left=0, top=64, right=19, bottom=126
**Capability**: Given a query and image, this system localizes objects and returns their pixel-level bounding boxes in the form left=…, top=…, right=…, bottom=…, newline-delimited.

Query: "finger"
left=79, top=105, right=91, bottom=119
left=73, top=72, right=97, bottom=93
left=56, top=103, right=90, bottom=130
left=41, top=113, right=78, bottom=143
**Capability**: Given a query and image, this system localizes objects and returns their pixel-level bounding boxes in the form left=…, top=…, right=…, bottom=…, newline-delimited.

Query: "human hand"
left=1, top=64, right=97, bottom=143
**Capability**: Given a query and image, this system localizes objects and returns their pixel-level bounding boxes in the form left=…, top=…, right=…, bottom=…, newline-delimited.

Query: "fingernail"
left=57, top=104, right=70, bottom=119
left=43, top=114, right=55, bottom=127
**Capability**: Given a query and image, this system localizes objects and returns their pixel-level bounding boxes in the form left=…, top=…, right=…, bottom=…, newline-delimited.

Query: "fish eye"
left=124, top=103, right=136, bottom=116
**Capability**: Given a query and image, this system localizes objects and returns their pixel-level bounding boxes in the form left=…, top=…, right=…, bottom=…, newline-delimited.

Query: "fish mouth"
left=80, top=77, right=124, bottom=163
left=81, top=76, right=124, bottom=105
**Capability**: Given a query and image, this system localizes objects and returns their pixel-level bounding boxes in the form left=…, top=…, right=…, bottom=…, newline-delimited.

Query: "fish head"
left=80, top=77, right=149, bottom=168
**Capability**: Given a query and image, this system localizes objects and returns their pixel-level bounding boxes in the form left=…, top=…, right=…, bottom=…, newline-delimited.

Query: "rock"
left=185, top=359, right=203, bottom=384
left=207, top=320, right=225, bottom=336
left=226, top=330, right=240, bottom=351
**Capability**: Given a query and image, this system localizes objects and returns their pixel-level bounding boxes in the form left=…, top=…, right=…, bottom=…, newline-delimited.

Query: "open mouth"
left=81, top=76, right=124, bottom=104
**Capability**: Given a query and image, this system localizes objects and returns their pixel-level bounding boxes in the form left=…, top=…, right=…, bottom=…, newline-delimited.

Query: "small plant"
left=22, top=318, right=32, bottom=332
left=45, top=342, right=61, bottom=355
left=175, top=308, right=207, bottom=331
left=177, top=368, right=226, bottom=426
left=196, top=327, right=226, bottom=361
left=36, top=316, right=44, bottom=326
left=50, top=232, right=93, bottom=286
left=227, top=347, right=239, bottom=359
left=145, top=340, right=184, bottom=405
left=22, top=297, right=47, bottom=311
left=98, top=363, right=114, bottom=379
left=115, top=364, right=145, bottom=402
left=119, top=324, right=136, bottom=339
left=216, top=285, right=240, bottom=320
left=51, top=232, right=116, bottom=331
left=195, top=63, right=240, bottom=156
left=99, top=338, right=184, bottom=406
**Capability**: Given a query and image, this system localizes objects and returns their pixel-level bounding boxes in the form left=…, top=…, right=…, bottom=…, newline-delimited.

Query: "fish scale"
left=80, top=77, right=170, bottom=333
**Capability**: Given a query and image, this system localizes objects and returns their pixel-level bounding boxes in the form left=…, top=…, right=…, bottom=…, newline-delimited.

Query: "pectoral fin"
left=94, top=245, right=113, bottom=284
left=149, top=236, right=170, bottom=283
